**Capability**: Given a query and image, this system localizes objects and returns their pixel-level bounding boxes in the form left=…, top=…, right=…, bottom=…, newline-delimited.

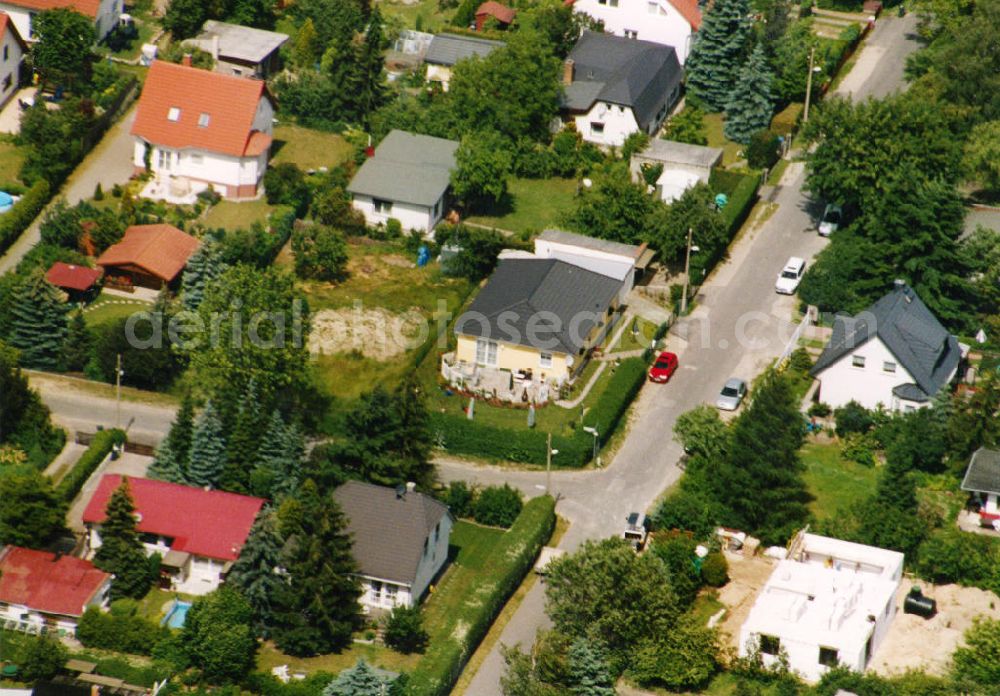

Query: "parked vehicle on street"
left=647, top=351, right=679, bottom=383
left=623, top=512, right=650, bottom=550
left=818, top=203, right=842, bottom=236
left=775, top=257, right=806, bottom=295
left=716, top=378, right=747, bottom=411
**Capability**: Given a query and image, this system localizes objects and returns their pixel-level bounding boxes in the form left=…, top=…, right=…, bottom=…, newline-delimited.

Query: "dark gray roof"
left=188, top=20, right=288, bottom=63
left=455, top=258, right=623, bottom=355
left=891, top=383, right=930, bottom=403
left=424, top=33, right=504, bottom=66
left=347, top=130, right=459, bottom=207
left=811, top=282, right=961, bottom=399
left=961, top=448, right=1000, bottom=495
left=538, top=229, right=644, bottom=258
left=333, top=481, right=452, bottom=586
left=562, top=32, right=682, bottom=131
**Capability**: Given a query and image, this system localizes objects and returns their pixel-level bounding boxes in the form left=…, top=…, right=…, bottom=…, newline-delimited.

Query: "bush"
left=0, top=180, right=51, bottom=255
left=473, top=484, right=523, bottom=528
left=717, top=171, right=761, bottom=237
left=915, top=528, right=999, bottom=587
left=770, top=103, right=804, bottom=138
left=386, top=218, right=403, bottom=238
left=746, top=130, right=782, bottom=170
left=807, top=402, right=831, bottom=418
left=263, top=163, right=310, bottom=216
left=651, top=488, right=720, bottom=538
left=56, top=429, right=126, bottom=502
left=383, top=605, right=429, bottom=654
left=20, top=636, right=68, bottom=682
left=787, top=347, right=813, bottom=373
left=649, top=532, right=702, bottom=607
left=76, top=603, right=168, bottom=655
left=834, top=400, right=874, bottom=436
left=701, top=552, right=729, bottom=587
left=291, top=223, right=348, bottom=281
left=841, top=432, right=877, bottom=466
left=443, top=480, right=474, bottom=518
left=406, top=496, right=556, bottom=696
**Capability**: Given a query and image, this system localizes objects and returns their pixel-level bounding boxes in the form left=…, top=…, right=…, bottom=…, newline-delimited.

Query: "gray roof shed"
left=961, top=448, right=1000, bottom=495
left=424, top=33, right=504, bottom=66
left=347, top=130, right=459, bottom=207
left=188, top=20, right=288, bottom=64
left=635, top=139, right=724, bottom=169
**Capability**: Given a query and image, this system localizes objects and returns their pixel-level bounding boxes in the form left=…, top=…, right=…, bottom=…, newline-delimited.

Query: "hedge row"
left=56, top=429, right=126, bottom=502
left=430, top=358, right=648, bottom=467
left=718, top=170, right=762, bottom=236
left=406, top=495, right=556, bottom=696
left=771, top=103, right=804, bottom=138
left=0, top=180, right=51, bottom=255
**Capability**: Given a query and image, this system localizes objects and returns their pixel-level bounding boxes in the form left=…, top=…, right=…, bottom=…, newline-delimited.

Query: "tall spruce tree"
left=723, top=44, right=775, bottom=144
left=63, top=310, right=91, bottom=372
left=8, top=272, right=69, bottom=371
left=226, top=510, right=285, bottom=637
left=92, top=478, right=153, bottom=600
left=353, top=7, right=389, bottom=127
left=221, top=380, right=264, bottom=493
left=568, top=637, right=616, bottom=696
left=684, top=0, right=752, bottom=111
left=322, top=660, right=387, bottom=696
left=181, top=237, right=227, bottom=312
left=148, top=394, right=195, bottom=483
left=186, top=401, right=227, bottom=488
left=272, top=479, right=362, bottom=656
left=250, top=410, right=294, bottom=498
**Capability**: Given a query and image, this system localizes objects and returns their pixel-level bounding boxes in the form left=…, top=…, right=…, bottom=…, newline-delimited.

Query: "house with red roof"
left=96, top=223, right=199, bottom=289
left=566, top=0, right=700, bottom=64
left=131, top=59, right=276, bottom=200
left=0, top=14, right=25, bottom=108
left=474, top=1, right=515, bottom=30
left=82, top=475, right=265, bottom=596
left=0, top=546, right=111, bottom=634
left=0, top=0, right=121, bottom=42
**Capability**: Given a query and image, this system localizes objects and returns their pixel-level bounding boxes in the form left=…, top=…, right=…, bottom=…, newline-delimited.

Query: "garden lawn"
left=202, top=198, right=275, bottom=230
left=271, top=124, right=355, bottom=171
left=379, top=0, right=456, bottom=32
left=83, top=292, right=153, bottom=330
left=0, top=139, right=25, bottom=187
left=612, top=315, right=658, bottom=353
left=801, top=440, right=878, bottom=521
left=702, top=113, right=743, bottom=168
left=256, top=639, right=421, bottom=679
left=466, top=177, right=578, bottom=236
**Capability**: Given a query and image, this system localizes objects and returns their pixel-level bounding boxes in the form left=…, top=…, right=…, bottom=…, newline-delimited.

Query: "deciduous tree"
left=0, top=471, right=66, bottom=549
left=182, top=586, right=258, bottom=683
left=451, top=130, right=514, bottom=210
left=32, top=9, right=94, bottom=85
left=291, top=224, right=349, bottom=281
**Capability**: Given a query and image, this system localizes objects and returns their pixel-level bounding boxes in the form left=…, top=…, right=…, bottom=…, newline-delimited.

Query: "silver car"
left=818, top=204, right=842, bottom=237
left=716, top=378, right=747, bottom=411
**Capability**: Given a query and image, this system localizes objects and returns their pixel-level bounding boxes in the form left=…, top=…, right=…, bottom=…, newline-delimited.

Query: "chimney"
left=181, top=53, right=192, bottom=67
left=211, top=34, right=220, bottom=61
left=406, top=481, right=417, bottom=494
left=562, top=58, right=574, bottom=86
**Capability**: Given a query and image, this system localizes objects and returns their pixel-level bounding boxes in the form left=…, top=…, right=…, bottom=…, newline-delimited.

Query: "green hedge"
left=56, top=429, right=126, bottom=502
left=430, top=358, right=647, bottom=467
left=0, top=180, right=51, bottom=255
left=406, top=496, right=556, bottom=696
left=718, top=171, right=761, bottom=236
left=771, top=103, right=804, bottom=138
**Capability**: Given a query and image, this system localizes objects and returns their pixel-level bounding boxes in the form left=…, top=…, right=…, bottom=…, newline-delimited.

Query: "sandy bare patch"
left=716, top=552, right=778, bottom=648
left=382, top=254, right=416, bottom=269
left=308, top=306, right=427, bottom=360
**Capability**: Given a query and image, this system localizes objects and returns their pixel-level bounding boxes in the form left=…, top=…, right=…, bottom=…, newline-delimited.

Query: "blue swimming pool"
left=161, top=599, right=192, bottom=629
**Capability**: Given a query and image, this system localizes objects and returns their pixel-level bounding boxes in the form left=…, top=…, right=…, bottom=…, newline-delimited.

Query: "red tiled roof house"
left=565, top=0, right=701, bottom=64
left=474, top=1, right=515, bottom=30
left=0, top=13, right=26, bottom=108
left=96, top=223, right=199, bottom=290
left=0, top=546, right=111, bottom=634
left=82, top=475, right=266, bottom=596
left=131, top=59, right=276, bottom=200
left=0, top=0, right=122, bottom=42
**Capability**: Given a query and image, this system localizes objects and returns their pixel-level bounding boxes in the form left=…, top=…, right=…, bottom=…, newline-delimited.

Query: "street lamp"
left=546, top=432, right=559, bottom=494
left=803, top=47, right=822, bottom=124
left=680, top=227, right=700, bottom=315
left=582, top=426, right=600, bottom=467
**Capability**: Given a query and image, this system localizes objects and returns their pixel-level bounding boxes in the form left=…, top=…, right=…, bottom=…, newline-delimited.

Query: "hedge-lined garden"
left=407, top=495, right=556, bottom=696
left=56, top=428, right=126, bottom=502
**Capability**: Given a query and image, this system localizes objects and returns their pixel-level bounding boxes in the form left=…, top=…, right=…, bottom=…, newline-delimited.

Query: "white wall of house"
left=410, top=514, right=453, bottom=602
left=426, top=64, right=453, bottom=91
left=573, top=101, right=640, bottom=148
left=133, top=140, right=269, bottom=195
left=351, top=193, right=443, bottom=233
left=0, top=25, right=22, bottom=106
left=814, top=336, right=936, bottom=411
left=358, top=576, right=413, bottom=610
left=0, top=0, right=120, bottom=40
left=571, top=0, right=694, bottom=62
left=0, top=583, right=109, bottom=634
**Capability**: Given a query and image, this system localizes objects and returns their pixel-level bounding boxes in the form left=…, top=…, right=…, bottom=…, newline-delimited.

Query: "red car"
left=648, top=351, right=679, bottom=383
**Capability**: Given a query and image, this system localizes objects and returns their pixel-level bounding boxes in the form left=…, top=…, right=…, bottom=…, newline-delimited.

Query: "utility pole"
left=680, top=227, right=694, bottom=315
left=803, top=46, right=817, bottom=124
left=546, top=432, right=552, bottom=495
left=115, top=353, right=122, bottom=429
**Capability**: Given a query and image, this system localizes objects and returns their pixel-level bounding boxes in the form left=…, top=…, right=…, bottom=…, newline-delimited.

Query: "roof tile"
left=0, top=546, right=109, bottom=617
left=96, top=224, right=199, bottom=283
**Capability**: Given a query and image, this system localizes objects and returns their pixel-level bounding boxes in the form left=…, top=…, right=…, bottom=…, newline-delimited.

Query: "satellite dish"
left=581, top=178, right=592, bottom=188
left=566, top=355, right=575, bottom=366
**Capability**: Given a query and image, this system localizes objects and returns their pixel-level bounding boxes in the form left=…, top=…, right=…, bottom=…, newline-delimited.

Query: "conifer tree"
left=8, top=272, right=69, bottom=371
left=93, top=478, right=153, bottom=600
left=568, top=637, right=616, bottom=696
left=292, top=17, right=319, bottom=68
left=723, top=44, right=775, bottom=145
left=186, top=401, right=227, bottom=488
left=322, top=660, right=387, bottom=696
left=148, top=394, right=195, bottom=483
left=221, top=380, right=263, bottom=493
left=226, top=510, right=284, bottom=637
left=353, top=7, right=389, bottom=127
left=684, top=0, right=752, bottom=111
left=63, top=310, right=91, bottom=372
left=181, top=238, right=226, bottom=312
left=272, top=480, right=362, bottom=656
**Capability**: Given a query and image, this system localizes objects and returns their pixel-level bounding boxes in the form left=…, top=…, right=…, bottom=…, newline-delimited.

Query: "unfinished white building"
left=739, top=533, right=904, bottom=683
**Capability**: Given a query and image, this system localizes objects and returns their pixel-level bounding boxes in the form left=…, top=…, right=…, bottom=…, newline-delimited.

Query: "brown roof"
left=0, top=0, right=99, bottom=18
left=131, top=60, right=274, bottom=158
left=475, top=1, right=516, bottom=23
left=96, top=224, right=199, bottom=282
left=45, top=262, right=102, bottom=291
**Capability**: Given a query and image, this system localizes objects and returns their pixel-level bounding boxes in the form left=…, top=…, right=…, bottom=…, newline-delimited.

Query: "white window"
left=157, top=149, right=172, bottom=170
left=190, top=152, right=204, bottom=165
left=883, top=361, right=896, bottom=373
left=852, top=355, right=866, bottom=368
left=167, top=106, right=181, bottom=122
left=609, top=0, right=619, bottom=6
left=373, top=198, right=393, bottom=215
left=371, top=580, right=382, bottom=601
left=760, top=634, right=780, bottom=656
left=590, top=122, right=605, bottom=135
left=539, top=352, right=553, bottom=368
left=385, top=584, right=397, bottom=604
left=476, top=338, right=498, bottom=366
left=198, top=112, right=210, bottom=128
left=647, top=2, right=657, bottom=12
left=818, top=646, right=839, bottom=668
left=624, top=28, right=637, bottom=38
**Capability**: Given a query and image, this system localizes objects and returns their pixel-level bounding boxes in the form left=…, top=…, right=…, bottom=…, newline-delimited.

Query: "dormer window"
left=167, top=107, right=181, bottom=122
left=198, top=113, right=210, bottom=128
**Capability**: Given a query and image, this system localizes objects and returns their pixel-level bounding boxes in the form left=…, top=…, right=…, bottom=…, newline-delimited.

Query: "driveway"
left=0, top=103, right=138, bottom=274
left=455, top=17, right=923, bottom=695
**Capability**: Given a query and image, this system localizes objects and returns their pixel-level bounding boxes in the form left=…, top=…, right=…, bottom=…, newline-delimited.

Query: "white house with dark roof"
left=347, top=129, right=459, bottom=233
left=424, top=33, right=503, bottom=91
left=961, top=448, right=1000, bottom=529
left=629, top=139, right=723, bottom=203
left=185, top=20, right=288, bottom=79
left=561, top=32, right=682, bottom=148
left=333, top=481, right=453, bottom=611
left=567, top=0, right=701, bottom=62
left=810, top=281, right=963, bottom=411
